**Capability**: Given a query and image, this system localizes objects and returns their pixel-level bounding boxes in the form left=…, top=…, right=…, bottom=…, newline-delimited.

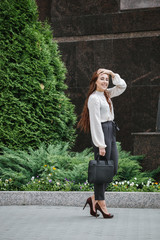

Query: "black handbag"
left=88, top=155, right=114, bottom=184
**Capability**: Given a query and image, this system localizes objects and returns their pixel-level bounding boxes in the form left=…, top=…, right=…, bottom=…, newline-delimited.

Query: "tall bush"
left=0, top=0, right=76, bottom=150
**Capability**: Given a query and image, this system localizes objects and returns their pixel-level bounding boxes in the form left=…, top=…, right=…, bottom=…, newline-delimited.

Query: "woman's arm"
left=108, top=73, right=127, bottom=98
left=88, top=95, right=106, bottom=156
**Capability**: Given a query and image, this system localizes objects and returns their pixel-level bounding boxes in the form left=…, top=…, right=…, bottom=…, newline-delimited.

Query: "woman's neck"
left=95, top=90, right=104, bottom=95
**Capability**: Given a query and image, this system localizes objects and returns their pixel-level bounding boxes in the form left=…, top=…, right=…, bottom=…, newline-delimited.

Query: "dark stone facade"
left=49, top=9, right=160, bottom=37
left=156, top=94, right=160, bottom=131
left=36, top=1, right=160, bottom=156
left=132, top=133, right=160, bottom=172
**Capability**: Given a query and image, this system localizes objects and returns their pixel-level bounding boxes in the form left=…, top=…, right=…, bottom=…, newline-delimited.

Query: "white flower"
left=121, top=182, right=124, bottom=185
left=146, top=180, right=151, bottom=187
left=130, top=182, right=134, bottom=186
left=146, top=182, right=150, bottom=187
left=115, top=181, right=118, bottom=184
left=56, top=182, right=60, bottom=186
left=127, top=181, right=130, bottom=184
left=134, top=177, right=137, bottom=180
left=31, top=177, right=35, bottom=181
left=136, top=184, right=138, bottom=187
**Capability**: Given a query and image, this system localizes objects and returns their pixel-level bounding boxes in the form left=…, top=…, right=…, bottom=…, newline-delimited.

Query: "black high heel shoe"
left=95, top=202, right=114, bottom=218
left=83, top=197, right=99, bottom=217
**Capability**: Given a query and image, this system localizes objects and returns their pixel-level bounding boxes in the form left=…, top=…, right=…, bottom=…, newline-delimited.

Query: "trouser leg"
left=111, top=139, right=118, bottom=175
left=92, top=144, right=105, bottom=200
left=103, top=121, right=118, bottom=176
left=93, top=122, right=118, bottom=200
left=93, top=144, right=110, bottom=200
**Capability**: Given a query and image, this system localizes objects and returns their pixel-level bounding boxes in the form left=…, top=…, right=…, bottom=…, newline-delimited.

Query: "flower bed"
left=1, top=177, right=159, bottom=192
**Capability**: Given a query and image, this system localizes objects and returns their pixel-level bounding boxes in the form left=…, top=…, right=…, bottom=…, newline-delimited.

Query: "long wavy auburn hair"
left=77, top=71, right=112, bottom=133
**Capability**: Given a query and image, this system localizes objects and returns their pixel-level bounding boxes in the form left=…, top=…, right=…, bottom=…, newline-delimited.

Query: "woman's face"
left=96, top=73, right=109, bottom=92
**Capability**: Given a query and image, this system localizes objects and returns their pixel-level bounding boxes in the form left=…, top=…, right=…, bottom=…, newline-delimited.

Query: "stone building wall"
left=36, top=0, right=160, bottom=152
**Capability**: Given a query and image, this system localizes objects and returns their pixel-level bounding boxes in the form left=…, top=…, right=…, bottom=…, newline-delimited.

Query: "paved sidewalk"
left=0, top=206, right=160, bottom=240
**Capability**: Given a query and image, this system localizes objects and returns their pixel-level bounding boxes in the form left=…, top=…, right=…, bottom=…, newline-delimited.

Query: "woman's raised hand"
left=97, top=68, right=111, bottom=75
left=97, top=68, right=115, bottom=78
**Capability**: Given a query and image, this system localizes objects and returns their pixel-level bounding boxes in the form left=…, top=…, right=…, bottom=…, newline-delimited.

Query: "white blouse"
left=88, top=74, right=127, bottom=148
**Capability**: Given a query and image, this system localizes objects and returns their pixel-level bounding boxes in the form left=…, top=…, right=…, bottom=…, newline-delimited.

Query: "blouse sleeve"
left=88, top=95, right=106, bottom=148
left=107, top=73, right=127, bottom=98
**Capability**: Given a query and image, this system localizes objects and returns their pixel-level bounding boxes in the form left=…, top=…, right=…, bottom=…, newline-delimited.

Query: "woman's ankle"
left=97, top=200, right=106, bottom=207
left=97, top=201, right=109, bottom=213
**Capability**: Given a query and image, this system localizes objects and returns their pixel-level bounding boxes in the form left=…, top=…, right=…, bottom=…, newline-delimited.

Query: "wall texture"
left=132, top=133, right=160, bottom=171
left=36, top=0, right=160, bottom=153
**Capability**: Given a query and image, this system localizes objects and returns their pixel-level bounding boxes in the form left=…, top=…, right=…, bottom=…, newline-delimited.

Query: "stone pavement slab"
left=0, top=206, right=160, bottom=240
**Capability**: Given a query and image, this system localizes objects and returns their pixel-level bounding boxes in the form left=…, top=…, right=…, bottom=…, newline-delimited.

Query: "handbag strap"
left=97, top=154, right=108, bottom=164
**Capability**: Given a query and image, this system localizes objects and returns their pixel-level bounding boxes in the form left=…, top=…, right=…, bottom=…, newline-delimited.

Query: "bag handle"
left=97, top=154, right=108, bottom=165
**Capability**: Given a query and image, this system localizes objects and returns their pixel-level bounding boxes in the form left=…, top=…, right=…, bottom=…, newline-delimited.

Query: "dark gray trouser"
left=93, top=121, right=118, bottom=200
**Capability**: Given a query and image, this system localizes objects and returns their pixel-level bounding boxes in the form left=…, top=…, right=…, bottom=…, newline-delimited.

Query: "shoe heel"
left=83, top=201, right=87, bottom=210
left=96, top=209, right=98, bottom=218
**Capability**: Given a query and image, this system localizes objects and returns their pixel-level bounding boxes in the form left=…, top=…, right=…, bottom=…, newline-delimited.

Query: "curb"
left=0, top=191, right=160, bottom=208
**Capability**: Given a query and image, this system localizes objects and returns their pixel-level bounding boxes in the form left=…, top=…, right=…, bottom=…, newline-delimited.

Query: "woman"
left=78, top=68, right=127, bottom=218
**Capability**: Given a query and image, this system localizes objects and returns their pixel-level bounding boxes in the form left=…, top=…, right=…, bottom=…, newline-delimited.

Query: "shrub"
left=0, top=142, right=159, bottom=191
left=0, top=0, right=76, bottom=150
left=0, top=143, right=91, bottom=188
left=0, top=145, right=48, bottom=187
left=115, top=143, right=152, bottom=184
